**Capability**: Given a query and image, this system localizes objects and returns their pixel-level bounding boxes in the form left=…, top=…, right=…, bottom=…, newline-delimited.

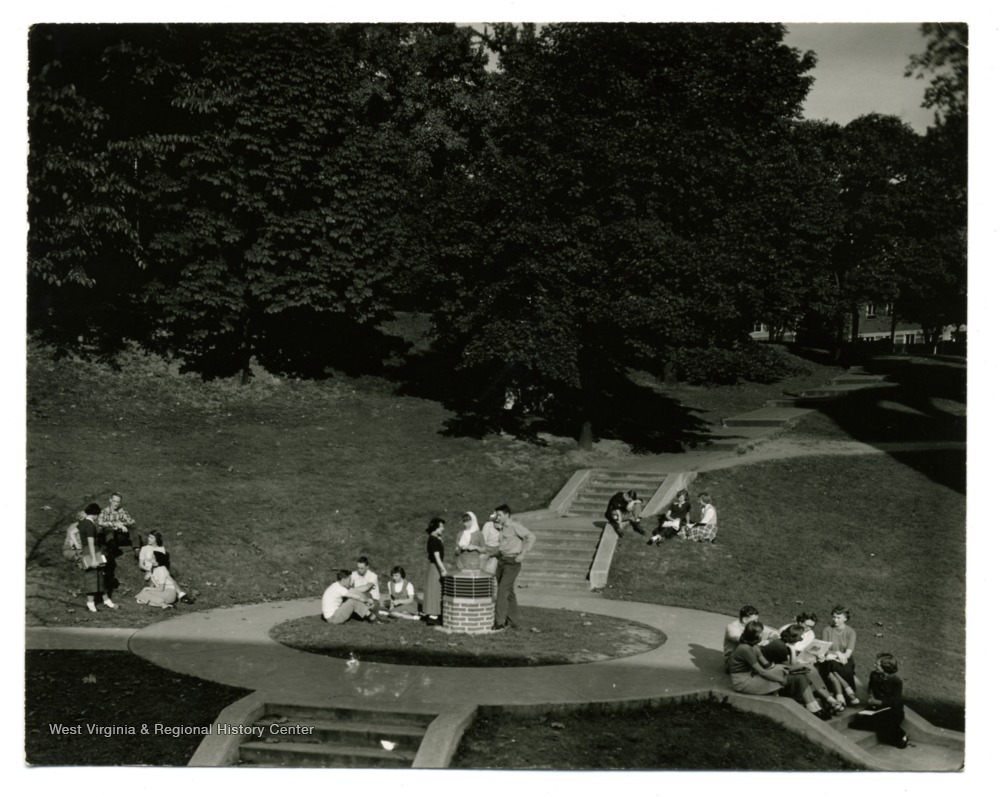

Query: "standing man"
left=98, top=492, right=139, bottom=558
left=492, top=504, right=535, bottom=631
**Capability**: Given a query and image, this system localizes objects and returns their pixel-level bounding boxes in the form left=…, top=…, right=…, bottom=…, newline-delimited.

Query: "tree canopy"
left=27, top=22, right=966, bottom=443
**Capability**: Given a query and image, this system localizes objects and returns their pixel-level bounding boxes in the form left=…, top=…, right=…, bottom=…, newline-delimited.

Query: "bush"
left=671, top=344, right=808, bottom=386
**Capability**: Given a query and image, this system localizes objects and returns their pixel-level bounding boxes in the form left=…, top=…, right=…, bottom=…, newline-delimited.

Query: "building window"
left=752, top=322, right=766, bottom=334
left=866, top=303, right=877, bottom=318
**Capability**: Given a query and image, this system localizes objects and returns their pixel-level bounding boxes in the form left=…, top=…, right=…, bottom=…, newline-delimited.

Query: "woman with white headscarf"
left=454, top=511, right=486, bottom=571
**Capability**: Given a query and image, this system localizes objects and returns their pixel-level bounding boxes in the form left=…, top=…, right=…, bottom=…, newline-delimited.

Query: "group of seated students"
left=604, top=488, right=718, bottom=545
left=322, top=504, right=536, bottom=632
left=721, top=603, right=910, bottom=748
left=63, top=492, right=192, bottom=612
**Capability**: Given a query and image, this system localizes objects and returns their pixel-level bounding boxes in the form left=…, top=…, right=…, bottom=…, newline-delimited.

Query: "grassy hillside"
left=605, top=450, right=966, bottom=730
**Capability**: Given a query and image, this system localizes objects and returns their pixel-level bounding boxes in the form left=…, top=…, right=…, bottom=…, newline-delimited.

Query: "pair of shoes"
left=811, top=709, right=832, bottom=721
left=896, top=735, right=911, bottom=749
left=86, top=602, right=97, bottom=613
left=491, top=623, right=506, bottom=631
left=179, top=595, right=195, bottom=605
left=828, top=700, right=845, bottom=714
left=646, top=537, right=655, bottom=546
left=846, top=694, right=861, bottom=707
left=102, top=599, right=117, bottom=609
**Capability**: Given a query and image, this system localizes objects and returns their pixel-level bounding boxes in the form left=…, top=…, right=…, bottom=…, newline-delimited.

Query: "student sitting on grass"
left=649, top=489, right=691, bottom=546
left=62, top=510, right=86, bottom=562
left=818, top=605, right=860, bottom=710
left=138, top=531, right=193, bottom=604
left=849, top=653, right=910, bottom=749
left=728, top=621, right=831, bottom=721
left=385, top=566, right=419, bottom=619
left=322, top=569, right=380, bottom=624
left=677, top=493, right=717, bottom=542
left=135, top=550, right=178, bottom=609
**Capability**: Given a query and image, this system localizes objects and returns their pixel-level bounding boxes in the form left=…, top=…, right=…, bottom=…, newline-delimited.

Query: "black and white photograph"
left=13, top=0, right=986, bottom=786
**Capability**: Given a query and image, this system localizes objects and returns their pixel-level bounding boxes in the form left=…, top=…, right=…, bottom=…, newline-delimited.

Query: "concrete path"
left=80, top=592, right=730, bottom=707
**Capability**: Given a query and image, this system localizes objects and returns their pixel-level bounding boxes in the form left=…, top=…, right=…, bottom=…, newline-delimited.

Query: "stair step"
left=263, top=703, right=436, bottom=727
left=254, top=716, right=426, bottom=749
left=239, top=741, right=416, bottom=768
left=722, top=408, right=813, bottom=428
left=516, top=578, right=593, bottom=591
left=525, top=550, right=595, bottom=564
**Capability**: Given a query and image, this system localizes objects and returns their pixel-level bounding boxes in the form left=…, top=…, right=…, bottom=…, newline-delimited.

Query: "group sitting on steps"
left=722, top=603, right=912, bottom=749
left=605, top=487, right=718, bottom=544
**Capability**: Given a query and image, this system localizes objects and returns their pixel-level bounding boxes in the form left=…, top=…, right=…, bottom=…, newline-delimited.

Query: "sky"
left=783, top=23, right=937, bottom=133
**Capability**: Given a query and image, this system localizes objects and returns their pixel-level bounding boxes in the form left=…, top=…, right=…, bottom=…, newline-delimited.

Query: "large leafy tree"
left=902, top=23, right=967, bottom=342
left=27, top=23, right=489, bottom=378
left=438, top=23, right=819, bottom=443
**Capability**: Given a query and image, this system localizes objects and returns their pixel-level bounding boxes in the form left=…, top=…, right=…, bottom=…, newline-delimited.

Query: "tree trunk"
left=578, top=419, right=593, bottom=451
left=889, top=310, right=898, bottom=354
left=239, top=311, right=253, bottom=387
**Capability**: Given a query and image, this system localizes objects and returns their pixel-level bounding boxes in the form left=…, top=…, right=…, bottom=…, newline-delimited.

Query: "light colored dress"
left=135, top=566, right=178, bottom=608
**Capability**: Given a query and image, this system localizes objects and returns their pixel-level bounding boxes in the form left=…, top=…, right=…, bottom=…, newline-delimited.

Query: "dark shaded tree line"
left=28, top=22, right=966, bottom=436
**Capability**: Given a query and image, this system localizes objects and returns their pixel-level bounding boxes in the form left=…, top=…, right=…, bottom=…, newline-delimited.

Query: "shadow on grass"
left=794, top=357, right=966, bottom=492
left=394, top=348, right=712, bottom=453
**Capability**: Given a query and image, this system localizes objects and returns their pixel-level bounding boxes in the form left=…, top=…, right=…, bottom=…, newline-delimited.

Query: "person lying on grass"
left=322, top=569, right=381, bottom=625
left=728, top=621, right=831, bottom=721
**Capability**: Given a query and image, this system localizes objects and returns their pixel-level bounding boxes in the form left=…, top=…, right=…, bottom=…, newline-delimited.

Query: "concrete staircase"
left=563, top=470, right=668, bottom=518
left=824, top=705, right=964, bottom=772
left=515, top=470, right=679, bottom=592
left=237, top=702, right=437, bottom=768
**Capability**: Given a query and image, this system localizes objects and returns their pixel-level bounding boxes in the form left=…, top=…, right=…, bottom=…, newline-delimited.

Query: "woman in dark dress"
left=78, top=503, right=116, bottom=613
left=649, top=489, right=692, bottom=545
left=422, top=517, right=447, bottom=625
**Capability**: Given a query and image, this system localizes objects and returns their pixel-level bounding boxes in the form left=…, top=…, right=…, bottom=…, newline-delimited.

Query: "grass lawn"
left=271, top=606, right=665, bottom=667
left=605, top=450, right=966, bottom=731
left=24, top=343, right=965, bottom=767
left=25, top=650, right=250, bottom=766
left=26, top=342, right=844, bottom=628
left=451, top=699, right=863, bottom=770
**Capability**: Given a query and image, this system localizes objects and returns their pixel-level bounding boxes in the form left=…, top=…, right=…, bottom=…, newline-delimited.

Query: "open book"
left=857, top=706, right=892, bottom=716
left=796, top=638, right=831, bottom=665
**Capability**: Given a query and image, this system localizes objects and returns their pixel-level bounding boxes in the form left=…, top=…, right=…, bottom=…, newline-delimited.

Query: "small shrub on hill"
left=672, top=343, right=809, bottom=386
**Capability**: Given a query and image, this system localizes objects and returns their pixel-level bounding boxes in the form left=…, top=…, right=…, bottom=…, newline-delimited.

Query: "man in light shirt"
left=491, top=504, right=535, bottom=631
left=349, top=556, right=380, bottom=607
left=322, top=569, right=378, bottom=624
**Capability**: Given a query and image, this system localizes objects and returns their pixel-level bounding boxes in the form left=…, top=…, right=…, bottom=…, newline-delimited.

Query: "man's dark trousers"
left=495, top=557, right=522, bottom=627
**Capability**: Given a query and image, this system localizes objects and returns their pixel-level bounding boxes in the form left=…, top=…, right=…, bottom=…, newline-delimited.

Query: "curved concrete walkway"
left=123, top=590, right=730, bottom=706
